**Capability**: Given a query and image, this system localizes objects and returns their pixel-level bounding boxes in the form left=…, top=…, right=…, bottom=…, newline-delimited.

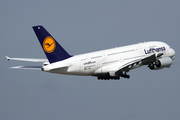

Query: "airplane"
left=6, top=25, right=175, bottom=80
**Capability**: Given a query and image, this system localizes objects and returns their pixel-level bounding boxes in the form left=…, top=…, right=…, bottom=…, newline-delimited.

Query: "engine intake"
left=148, top=57, right=172, bottom=70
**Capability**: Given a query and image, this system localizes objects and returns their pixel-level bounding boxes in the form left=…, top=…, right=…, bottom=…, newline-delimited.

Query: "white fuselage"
left=42, top=41, right=175, bottom=76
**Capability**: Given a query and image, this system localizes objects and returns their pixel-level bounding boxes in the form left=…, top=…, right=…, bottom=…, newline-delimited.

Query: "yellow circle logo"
left=43, top=36, right=56, bottom=53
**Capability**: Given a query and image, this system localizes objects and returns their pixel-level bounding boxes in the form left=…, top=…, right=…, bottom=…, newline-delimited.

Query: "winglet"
left=6, top=56, right=10, bottom=61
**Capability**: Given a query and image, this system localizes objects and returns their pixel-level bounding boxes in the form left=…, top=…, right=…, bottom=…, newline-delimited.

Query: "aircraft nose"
left=170, top=48, right=175, bottom=59
left=172, top=48, right=175, bottom=55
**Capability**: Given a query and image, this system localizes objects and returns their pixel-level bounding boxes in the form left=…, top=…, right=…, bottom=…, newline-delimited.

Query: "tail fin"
left=32, top=25, right=72, bottom=63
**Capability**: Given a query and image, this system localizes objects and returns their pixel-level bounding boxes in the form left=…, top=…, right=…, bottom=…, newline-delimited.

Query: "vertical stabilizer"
left=33, top=26, right=71, bottom=63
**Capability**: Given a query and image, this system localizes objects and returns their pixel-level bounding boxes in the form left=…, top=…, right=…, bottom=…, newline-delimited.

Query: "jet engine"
left=148, top=57, right=172, bottom=70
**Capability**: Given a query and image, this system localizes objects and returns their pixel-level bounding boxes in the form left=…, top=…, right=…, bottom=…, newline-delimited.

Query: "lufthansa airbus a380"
left=6, top=26, right=175, bottom=80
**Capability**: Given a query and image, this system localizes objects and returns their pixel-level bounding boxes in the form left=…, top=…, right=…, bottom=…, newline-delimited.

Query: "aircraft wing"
left=106, top=54, right=159, bottom=77
left=115, top=53, right=163, bottom=77
left=6, top=56, right=48, bottom=62
left=121, top=54, right=156, bottom=71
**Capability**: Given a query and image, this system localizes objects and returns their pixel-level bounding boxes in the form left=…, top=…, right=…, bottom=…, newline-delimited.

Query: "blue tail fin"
left=32, top=25, right=72, bottom=63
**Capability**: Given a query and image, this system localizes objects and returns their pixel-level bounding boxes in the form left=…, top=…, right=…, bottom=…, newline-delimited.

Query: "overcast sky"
left=1, top=0, right=180, bottom=120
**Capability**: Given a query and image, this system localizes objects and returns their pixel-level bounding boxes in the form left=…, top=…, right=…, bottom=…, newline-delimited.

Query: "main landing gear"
left=98, top=76, right=120, bottom=80
left=120, top=72, right=130, bottom=79
left=97, top=72, right=130, bottom=80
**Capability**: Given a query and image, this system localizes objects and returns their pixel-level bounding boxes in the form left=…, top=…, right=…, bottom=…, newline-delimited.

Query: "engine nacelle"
left=148, top=57, right=172, bottom=70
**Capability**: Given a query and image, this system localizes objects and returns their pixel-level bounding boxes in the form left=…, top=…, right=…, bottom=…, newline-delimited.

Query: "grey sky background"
left=1, top=0, right=180, bottom=120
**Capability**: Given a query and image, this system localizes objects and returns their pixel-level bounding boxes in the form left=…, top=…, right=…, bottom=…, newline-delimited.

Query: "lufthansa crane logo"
left=43, top=36, right=56, bottom=53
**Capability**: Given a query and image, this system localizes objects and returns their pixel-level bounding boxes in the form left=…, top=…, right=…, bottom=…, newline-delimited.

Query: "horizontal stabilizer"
left=6, top=56, right=47, bottom=62
left=11, top=66, right=42, bottom=70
